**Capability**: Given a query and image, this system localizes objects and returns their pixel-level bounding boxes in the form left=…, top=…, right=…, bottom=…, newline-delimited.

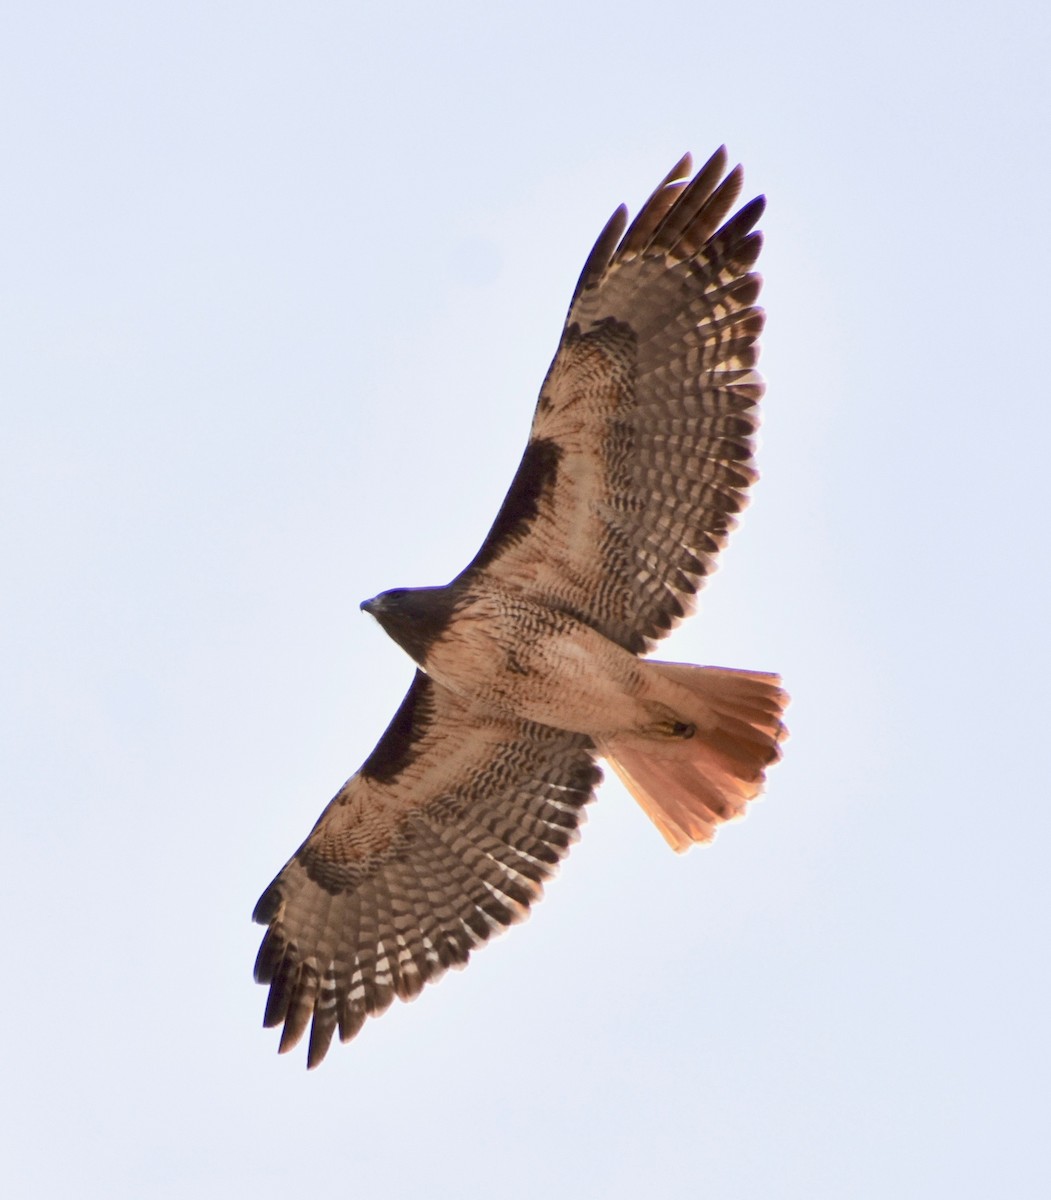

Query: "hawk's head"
left=361, top=586, right=456, bottom=666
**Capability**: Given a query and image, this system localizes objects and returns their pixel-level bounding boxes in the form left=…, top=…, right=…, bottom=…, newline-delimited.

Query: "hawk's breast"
left=424, top=588, right=646, bottom=737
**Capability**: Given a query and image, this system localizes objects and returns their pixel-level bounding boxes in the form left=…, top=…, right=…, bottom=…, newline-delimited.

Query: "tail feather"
left=601, top=662, right=788, bottom=853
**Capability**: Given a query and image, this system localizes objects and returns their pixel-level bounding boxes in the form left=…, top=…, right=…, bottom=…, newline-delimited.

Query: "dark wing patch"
left=360, top=670, right=435, bottom=783
left=253, top=677, right=600, bottom=1067
left=465, top=437, right=563, bottom=573
left=460, top=148, right=766, bottom=654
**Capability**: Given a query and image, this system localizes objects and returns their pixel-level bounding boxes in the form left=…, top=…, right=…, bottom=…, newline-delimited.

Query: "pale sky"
left=4, top=2, right=1050, bottom=1197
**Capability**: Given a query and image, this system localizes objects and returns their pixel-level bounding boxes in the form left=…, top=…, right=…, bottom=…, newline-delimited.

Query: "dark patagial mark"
left=360, top=671, right=436, bottom=784
left=465, top=437, right=563, bottom=573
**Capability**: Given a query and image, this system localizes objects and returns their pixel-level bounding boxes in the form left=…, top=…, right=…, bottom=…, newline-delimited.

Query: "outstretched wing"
left=253, top=671, right=600, bottom=1067
left=461, top=147, right=764, bottom=655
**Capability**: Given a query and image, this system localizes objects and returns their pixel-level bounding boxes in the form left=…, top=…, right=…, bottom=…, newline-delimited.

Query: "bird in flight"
left=254, top=147, right=788, bottom=1067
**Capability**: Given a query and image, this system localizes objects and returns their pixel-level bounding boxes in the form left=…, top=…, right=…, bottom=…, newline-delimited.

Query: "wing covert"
left=253, top=671, right=600, bottom=1067
left=462, top=147, right=765, bottom=654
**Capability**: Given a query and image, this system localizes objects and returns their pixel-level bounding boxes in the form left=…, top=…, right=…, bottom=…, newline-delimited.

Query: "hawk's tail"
left=601, top=662, right=788, bottom=852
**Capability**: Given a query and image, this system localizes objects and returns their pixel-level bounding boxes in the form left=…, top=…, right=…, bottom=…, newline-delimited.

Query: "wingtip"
left=700, top=144, right=729, bottom=177
left=739, top=192, right=767, bottom=222
left=665, top=151, right=694, bottom=186
left=278, top=1019, right=307, bottom=1057
left=252, top=883, right=281, bottom=926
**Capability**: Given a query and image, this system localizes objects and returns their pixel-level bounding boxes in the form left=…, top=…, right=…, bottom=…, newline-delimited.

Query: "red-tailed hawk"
left=254, top=148, right=788, bottom=1067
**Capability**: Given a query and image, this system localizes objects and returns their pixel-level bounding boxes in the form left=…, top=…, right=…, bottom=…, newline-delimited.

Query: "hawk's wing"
left=253, top=671, right=599, bottom=1067
left=460, top=147, right=764, bottom=655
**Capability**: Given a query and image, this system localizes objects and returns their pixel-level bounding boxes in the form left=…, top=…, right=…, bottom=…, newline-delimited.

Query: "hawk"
left=254, top=147, right=788, bottom=1067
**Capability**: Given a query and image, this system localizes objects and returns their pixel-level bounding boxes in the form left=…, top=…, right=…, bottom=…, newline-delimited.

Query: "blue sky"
left=4, top=3, right=1050, bottom=1197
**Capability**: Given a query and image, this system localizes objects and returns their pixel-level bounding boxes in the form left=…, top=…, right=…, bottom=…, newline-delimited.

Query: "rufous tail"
left=600, top=663, right=788, bottom=852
